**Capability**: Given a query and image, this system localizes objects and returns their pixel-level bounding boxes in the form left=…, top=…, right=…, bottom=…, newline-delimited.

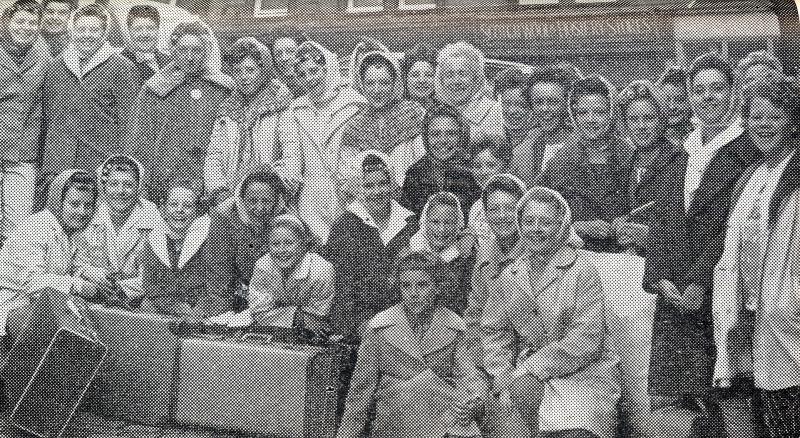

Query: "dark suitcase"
left=1, top=288, right=107, bottom=438
left=82, top=305, right=181, bottom=425
left=174, top=333, right=347, bottom=438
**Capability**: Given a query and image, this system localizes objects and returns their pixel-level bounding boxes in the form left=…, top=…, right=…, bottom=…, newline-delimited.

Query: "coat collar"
left=61, top=42, right=117, bottom=79
left=148, top=215, right=210, bottom=270
left=511, top=245, right=577, bottom=299
left=0, top=37, right=50, bottom=73
left=291, top=87, right=365, bottom=149
left=370, top=304, right=464, bottom=362
left=347, top=200, right=414, bottom=246
left=145, top=61, right=234, bottom=98
left=91, top=199, right=160, bottom=232
left=460, top=89, right=499, bottom=127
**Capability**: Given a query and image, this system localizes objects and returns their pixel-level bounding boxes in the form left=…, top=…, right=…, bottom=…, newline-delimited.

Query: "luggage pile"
left=0, top=289, right=350, bottom=438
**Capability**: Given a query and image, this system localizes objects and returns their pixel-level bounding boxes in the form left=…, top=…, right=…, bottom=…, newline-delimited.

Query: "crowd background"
left=0, top=0, right=799, bottom=437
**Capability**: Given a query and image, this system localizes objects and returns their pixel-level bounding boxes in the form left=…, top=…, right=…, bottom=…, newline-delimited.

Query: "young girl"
left=337, top=251, right=485, bottom=438
left=247, top=214, right=334, bottom=334
left=409, top=192, right=475, bottom=315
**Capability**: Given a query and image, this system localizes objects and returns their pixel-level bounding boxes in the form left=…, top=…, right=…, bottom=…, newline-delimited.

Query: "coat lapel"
left=379, top=305, right=426, bottom=363
left=420, top=308, right=459, bottom=357
left=177, top=216, right=210, bottom=270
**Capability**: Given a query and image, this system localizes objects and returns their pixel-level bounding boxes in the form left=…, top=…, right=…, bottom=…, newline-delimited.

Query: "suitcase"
left=0, top=288, right=107, bottom=438
left=82, top=305, right=182, bottom=425
left=174, top=334, right=348, bottom=438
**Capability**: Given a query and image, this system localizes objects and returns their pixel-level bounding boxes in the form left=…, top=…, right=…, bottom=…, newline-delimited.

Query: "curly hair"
left=741, top=78, right=800, bottom=138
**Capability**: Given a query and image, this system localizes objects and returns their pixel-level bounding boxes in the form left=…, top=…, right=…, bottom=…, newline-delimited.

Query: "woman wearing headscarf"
left=141, top=178, right=229, bottom=318
left=73, top=155, right=161, bottom=303
left=341, top=50, right=427, bottom=187
left=399, top=103, right=481, bottom=218
left=537, top=74, right=633, bottom=253
left=326, top=150, right=417, bottom=341
left=0, top=0, right=51, bottom=237
left=482, top=186, right=620, bottom=438
left=408, top=192, right=475, bottom=316
left=337, top=250, right=486, bottom=438
left=713, top=79, right=800, bottom=438
left=205, top=37, right=292, bottom=204
left=127, top=20, right=233, bottom=201
left=39, top=3, right=139, bottom=205
left=401, top=44, right=437, bottom=111
left=614, top=80, right=681, bottom=256
left=276, top=40, right=366, bottom=244
left=435, top=41, right=504, bottom=155
left=0, top=169, right=97, bottom=337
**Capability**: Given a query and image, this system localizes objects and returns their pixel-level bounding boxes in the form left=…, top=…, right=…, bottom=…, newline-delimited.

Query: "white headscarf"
left=410, top=192, right=465, bottom=263
left=295, top=40, right=346, bottom=105
left=515, top=186, right=584, bottom=253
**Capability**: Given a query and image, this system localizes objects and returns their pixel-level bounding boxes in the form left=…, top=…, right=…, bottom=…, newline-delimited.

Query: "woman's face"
left=689, top=69, right=732, bottom=126
left=173, top=34, right=206, bottom=75
left=519, top=199, right=563, bottom=256
left=162, top=187, right=197, bottom=234
left=742, top=63, right=778, bottom=90
left=232, top=56, right=265, bottom=97
left=128, top=17, right=159, bottom=53
left=104, top=170, right=138, bottom=215
left=485, top=190, right=519, bottom=241
left=72, top=15, right=105, bottom=59
left=625, top=99, right=662, bottom=149
left=439, top=56, right=478, bottom=107
left=425, top=202, right=460, bottom=253
left=528, top=82, right=567, bottom=134
left=746, top=96, right=791, bottom=156
left=268, top=226, right=304, bottom=271
left=362, top=64, right=395, bottom=109
left=398, top=269, right=436, bottom=319
left=8, top=10, right=39, bottom=47
left=406, top=60, right=435, bottom=100
left=361, top=168, right=392, bottom=216
left=296, top=56, right=326, bottom=96
left=272, top=37, right=298, bottom=77
left=60, top=186, right=95, bottom=233
left=427, top=116, right=461, bottom=162
left=471, top=149, right=504, bottom=188
left=660, top=83, right=690, bottom=127
left=243, top=181, right=278, bottom=225
left=573, top=94, right=612, bottom=142
left=499, top=87, right=531, bottom=132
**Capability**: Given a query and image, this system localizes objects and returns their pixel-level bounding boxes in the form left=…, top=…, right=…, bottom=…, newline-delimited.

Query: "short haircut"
left=101, top=156, right=140, bottom=183
left=224, top=37, right=268, bottom=67
left=494, top=67, right=527, bottom=98
left=741, top=78, right=800, bottom=138
left=359, top=52, right=397, bottom=82
left=239, top=169, right=285, bottom=200
left=3, top=0, right=41, bottom=21
left=525, top=65, right=575, bottom=103
left=569, top=74, right=613, bottom=110
left=658, top=66, right=687, bottom=89
left=688, top=52, right=733, bottom=87
left=170, top=21, right=209, bottom=45
left=126, top=4, right=160, bottom=27
left=73, top=3, right=108, bottom=29
left=42, top=0, right=75, bottom=10
left=62, top=171, right=98, bottom=204
left=482, top=175, right=524, bottom=210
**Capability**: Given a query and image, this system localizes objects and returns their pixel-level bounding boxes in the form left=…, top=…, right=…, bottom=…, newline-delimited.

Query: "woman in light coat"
left=277, top=40, right=366, bottom=244
left=482, top=186, right=621, bottom=438
left=204, top=37, right=292, bottom=203
left=712, top=79, right=800, bottom=437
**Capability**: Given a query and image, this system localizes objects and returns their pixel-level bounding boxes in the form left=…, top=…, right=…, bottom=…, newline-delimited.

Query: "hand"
left=80, top=267, right=116, bottom=297
left=660, top=280, right=704, bottom=313
left=618, top=222, right=649, bottom=249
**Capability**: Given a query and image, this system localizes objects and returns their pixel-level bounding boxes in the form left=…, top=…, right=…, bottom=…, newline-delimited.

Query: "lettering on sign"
left=480, top=16, right=663, bottom=40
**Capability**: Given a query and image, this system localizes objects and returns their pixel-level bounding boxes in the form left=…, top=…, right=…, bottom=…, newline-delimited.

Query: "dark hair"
left=482, top=175, right=524, bottom=210
left=170, top=21, right=209, bottom=45
left=362, top=152, right=391, bottom=179
left=126, top=4, right=159, bottom=27
left=400, top=45, right=436, bottom=89
left=426, top=191, right=461, bottom=217
left=358, top=52, right=397, bottom=83
left=494, top=67, right=528, bottom=98
left=159, top=177, right=202, bottom=209
left=393, top=250, right=446, bottom=290
left=224, top=38, right=267, bottom=68
left=41, top=0, right=75, bottom=10
left=569, top=74, right=612, bottom=110
left=239, top=169, right=286, bottom=200
left=73, top=3, right=107, bottom=29
left=3, top=0, right=41, bottom=21
left=295, top=43, right=325, bottom=67
left=688, top=52, right=733, bottom=87
left=526, top=64, right=581, bottom=106
left=101, top=156, right=140, bottom=183
left=62, top=171, right=98, bottom=204
left=472, top=137, right=511, bottom=165
left=422, top=103, right=469, bottom=152
left=741, top=78, right=800, bottom=138
left=658, top=66, right=687, bottom=89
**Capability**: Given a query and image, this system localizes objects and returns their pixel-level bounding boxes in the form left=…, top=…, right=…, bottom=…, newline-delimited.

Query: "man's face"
left=499, top=87, right=531, bottom=131
left=528, top=82, right=567, bottom=133
left=173, top=34, right=206, bottom=75
left=128, top=17, right=159, bottom=53
left=272, top=37, right=298, bottom=77
left=72, top=15, right=105, bottom=60
left=689, top=69, right=732, bottom=126
left=41, top=0, right=71, bottom=35
left=7, top=10, right=39, bottom=47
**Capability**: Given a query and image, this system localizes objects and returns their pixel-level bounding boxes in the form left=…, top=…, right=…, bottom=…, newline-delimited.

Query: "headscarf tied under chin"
left=45, top=169, right=98, bottom=225
left=410, top=192, right=465, bottom=263
left=515, top=186, right=583, bottom=253
left=294, top=40, right=344, bottom=105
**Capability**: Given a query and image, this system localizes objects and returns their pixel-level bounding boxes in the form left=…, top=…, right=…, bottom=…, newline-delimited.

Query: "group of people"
left=0, top=0, right=798, bottom=437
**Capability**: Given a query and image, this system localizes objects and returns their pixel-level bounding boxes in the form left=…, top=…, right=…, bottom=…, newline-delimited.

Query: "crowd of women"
left=0, top=0, right=798, bottom=436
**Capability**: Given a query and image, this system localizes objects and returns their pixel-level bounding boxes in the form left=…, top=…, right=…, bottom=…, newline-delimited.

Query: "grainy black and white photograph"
left=0, top=0, right=797, bottom=436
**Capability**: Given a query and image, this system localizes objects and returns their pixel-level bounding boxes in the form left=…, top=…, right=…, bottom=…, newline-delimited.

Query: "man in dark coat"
left=119, top=5, right=168, bottom=87
left=643, top=53, right=761, bottom=437
left=39, top=0, right=73, bottom=56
